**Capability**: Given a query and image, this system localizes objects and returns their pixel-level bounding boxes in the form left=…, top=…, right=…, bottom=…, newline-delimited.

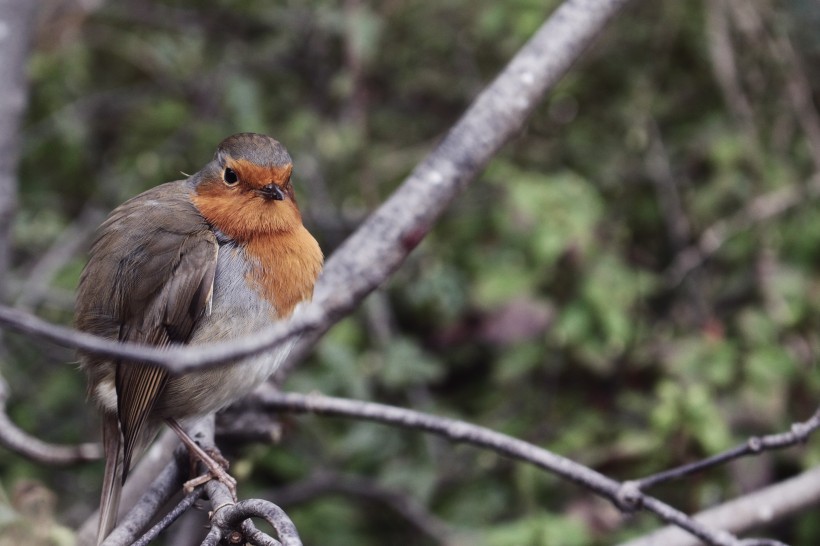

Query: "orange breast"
left=245, top=226, right=323, bottom=317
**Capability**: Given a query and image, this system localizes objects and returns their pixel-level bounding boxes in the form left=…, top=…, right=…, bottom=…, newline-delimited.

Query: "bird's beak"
left=258, top=184, right=285, bottom=201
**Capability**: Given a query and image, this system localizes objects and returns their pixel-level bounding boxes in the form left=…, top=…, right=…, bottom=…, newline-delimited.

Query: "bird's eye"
left=223, top=167, right=239, bottom=186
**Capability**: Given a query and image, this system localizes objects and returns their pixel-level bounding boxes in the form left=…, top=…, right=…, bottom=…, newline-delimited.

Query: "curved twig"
left=240, top=519, right=283, bottom=546
left=202, top=487, right=301, bottom=546
left=197, top=457, right=297, bottom=546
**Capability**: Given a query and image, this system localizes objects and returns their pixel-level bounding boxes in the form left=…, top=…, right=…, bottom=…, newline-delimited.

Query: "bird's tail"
left=96, top=414, right=123, bottom=545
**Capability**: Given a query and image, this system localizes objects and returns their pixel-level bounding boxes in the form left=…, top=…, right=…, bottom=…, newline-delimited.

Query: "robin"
left=75, top=133, right=323, bottom=544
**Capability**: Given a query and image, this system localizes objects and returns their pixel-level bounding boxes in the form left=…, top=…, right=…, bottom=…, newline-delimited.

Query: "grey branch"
left=0, top=0, right=631, bottom=375
left=202, top=495, right=301, bottom=546
left=634, top=407, right=820, bottom=490
left=253, top=389, right=751, bottom=546
left=617, top=465, right=820, bottom=546
left=132, top=489, right=202, bottom=546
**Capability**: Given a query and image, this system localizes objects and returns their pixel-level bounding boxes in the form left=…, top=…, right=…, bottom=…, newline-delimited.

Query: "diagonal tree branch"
left=0, top=0, right=632, bottom=375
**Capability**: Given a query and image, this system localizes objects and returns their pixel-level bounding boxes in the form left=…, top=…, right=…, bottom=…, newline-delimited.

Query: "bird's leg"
left=166, top=419, right=237, bottom=500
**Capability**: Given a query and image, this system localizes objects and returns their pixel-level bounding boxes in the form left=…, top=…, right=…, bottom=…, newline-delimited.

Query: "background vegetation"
left=3, top=0, right=820, bottom=544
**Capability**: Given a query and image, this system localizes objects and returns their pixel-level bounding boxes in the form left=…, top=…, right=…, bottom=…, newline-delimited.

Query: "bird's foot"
left=167, top=419, right=238, bottom=500
left=181, top=446, right=237, bottom=500
left=183, top=463, right=237, bottom=499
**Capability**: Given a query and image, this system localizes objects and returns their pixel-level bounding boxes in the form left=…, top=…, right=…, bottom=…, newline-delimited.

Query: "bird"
left=74, top=133, right=323, bottom=544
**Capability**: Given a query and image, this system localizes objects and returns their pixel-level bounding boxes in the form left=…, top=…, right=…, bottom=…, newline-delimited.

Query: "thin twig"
left=0, top=302, right=320, bottom=370
left=132, top=488, right=203, bottom=546
left=241, top=519, right=282, bottom=546
left=635, top=407, right=820, bottom=490
left=645, top=119, right=691, bottom=251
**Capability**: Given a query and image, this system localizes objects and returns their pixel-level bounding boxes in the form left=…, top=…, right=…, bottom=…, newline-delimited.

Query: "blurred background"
left=3, top=0, right=820, bottom=544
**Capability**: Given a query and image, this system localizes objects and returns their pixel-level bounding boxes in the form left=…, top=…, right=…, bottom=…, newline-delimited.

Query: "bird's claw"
left=183, top=447, right=238, bottom=500
left=183, top=469, right=237, bottom=499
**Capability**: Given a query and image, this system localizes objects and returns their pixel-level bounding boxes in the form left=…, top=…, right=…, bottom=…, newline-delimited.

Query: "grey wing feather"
left=76, top=181, right=219, bottom=477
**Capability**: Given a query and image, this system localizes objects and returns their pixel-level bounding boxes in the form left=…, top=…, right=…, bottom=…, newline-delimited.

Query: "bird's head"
left=191, top=133, right=303, bottom=241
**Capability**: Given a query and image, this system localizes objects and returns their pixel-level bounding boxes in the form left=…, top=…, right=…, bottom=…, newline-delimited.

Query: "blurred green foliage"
left=4, top=0, right=820, bottom=544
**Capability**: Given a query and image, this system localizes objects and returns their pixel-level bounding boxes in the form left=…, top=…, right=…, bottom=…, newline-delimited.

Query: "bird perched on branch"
left=75, top=133, right=323, bottom=544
